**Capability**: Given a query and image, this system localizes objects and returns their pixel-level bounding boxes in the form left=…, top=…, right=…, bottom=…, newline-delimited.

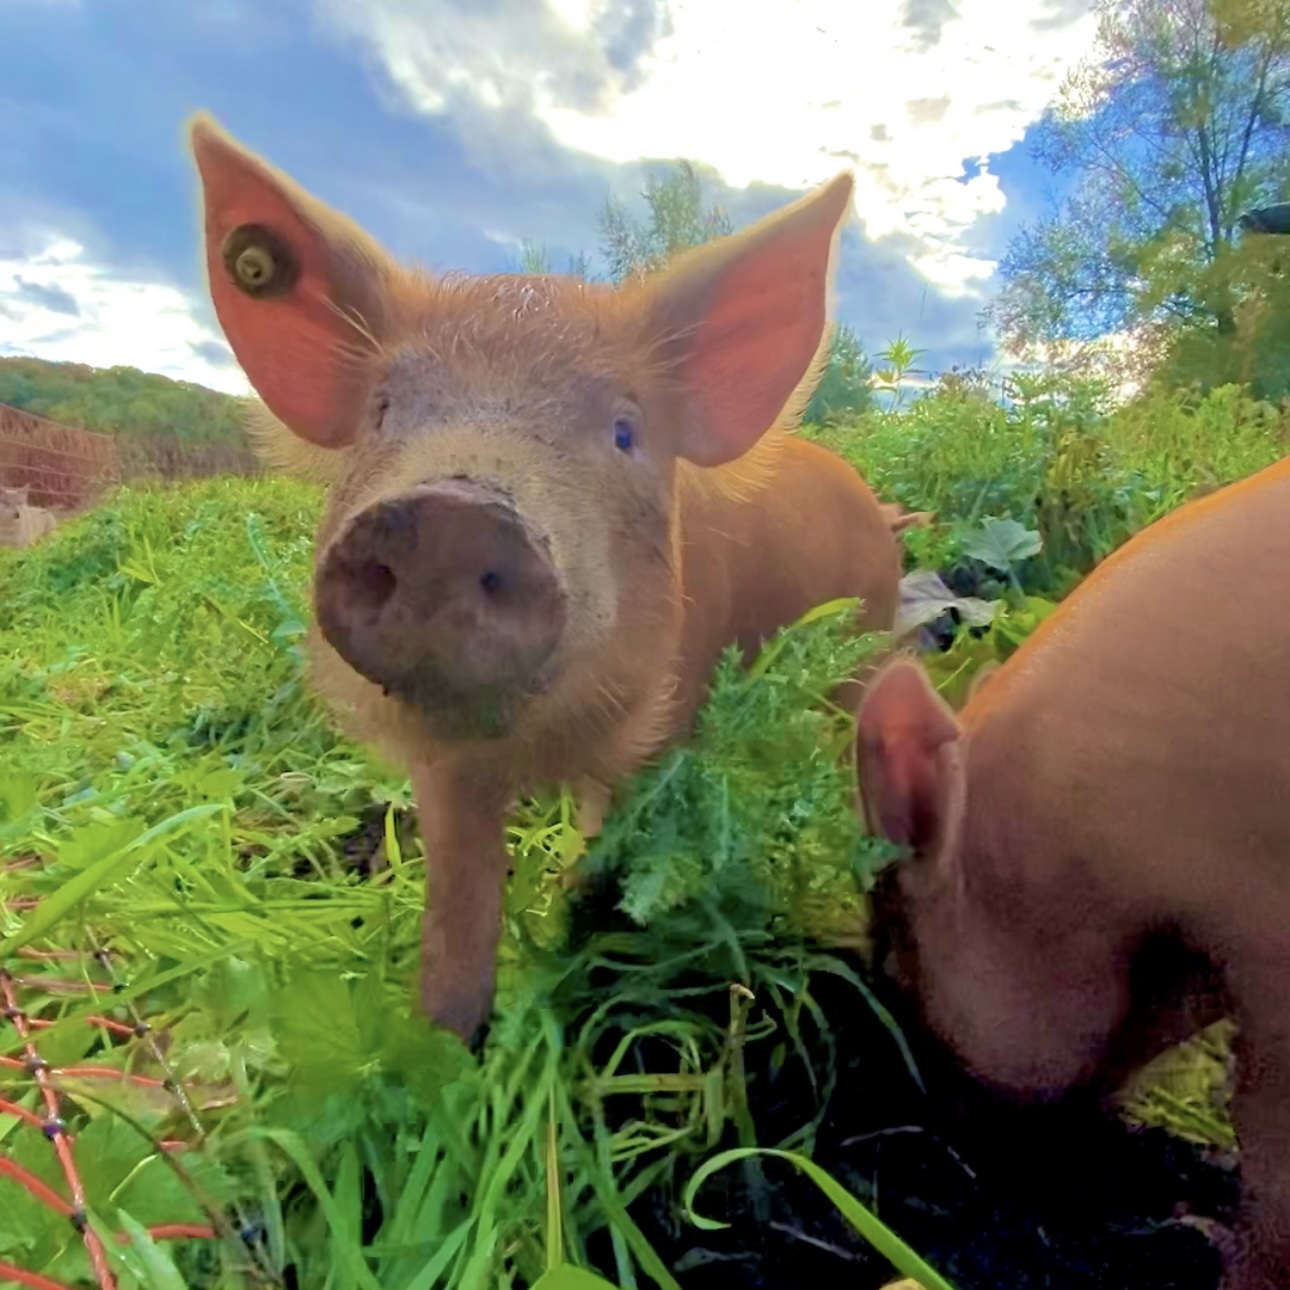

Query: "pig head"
left=855, top=643, right=1290, bottom=1290
left=188, top=113, right=865, bottom=1044
left=854, top=657, right=1146, bottom=1098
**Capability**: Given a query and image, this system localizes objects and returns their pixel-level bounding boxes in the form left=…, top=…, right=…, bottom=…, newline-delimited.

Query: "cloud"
left=902, top=0, right=960, bottom=52
left=0, top=0, right=1097, bottom=394
left=0, top=237, right=250, bottom=394
left=318, top=0, right=1100, bottom=298
left=12, top=278, right=80, bottom=317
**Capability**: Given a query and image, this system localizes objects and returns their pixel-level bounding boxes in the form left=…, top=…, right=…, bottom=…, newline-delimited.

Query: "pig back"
left=670, top=435, right=901, bottom=724
left=963, top=456, right=1290, bottom=939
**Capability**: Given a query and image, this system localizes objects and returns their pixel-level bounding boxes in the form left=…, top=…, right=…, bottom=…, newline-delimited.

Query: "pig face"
left=303, top=277, right=682, bottom=746
left=189, top=115, right=855, bottom=751
left=856, top=659, right=1132, bottom=1099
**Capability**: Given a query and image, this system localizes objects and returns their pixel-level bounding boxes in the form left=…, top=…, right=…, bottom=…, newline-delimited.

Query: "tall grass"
left=0, top=361, right=1265, bottom=1289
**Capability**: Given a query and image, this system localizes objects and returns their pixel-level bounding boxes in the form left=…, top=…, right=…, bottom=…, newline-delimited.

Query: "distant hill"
left=0, top=356, right=247, bottom=444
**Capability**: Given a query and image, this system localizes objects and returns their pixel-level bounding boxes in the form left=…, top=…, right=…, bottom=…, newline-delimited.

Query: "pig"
left=878, top=501, right=935, bottom=537
left=187, top=113, right=903, bottom=1045
left=853, top=455, right=1290, bottom=1290
left=0, top=485, right=57, bottom=548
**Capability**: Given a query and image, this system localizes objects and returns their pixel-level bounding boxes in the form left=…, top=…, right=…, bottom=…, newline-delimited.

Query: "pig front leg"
left=574, top=775, right=611, bottom=840
left=410, top=759, right=514, bottom=1047
left=556, top=776, right=612, bottom=894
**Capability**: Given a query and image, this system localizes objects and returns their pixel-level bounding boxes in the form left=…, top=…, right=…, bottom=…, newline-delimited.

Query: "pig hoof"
left=423, top=991, right=492, bottom=1048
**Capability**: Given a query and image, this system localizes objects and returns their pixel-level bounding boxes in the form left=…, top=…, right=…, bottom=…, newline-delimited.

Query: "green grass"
left=0, top=477, right=920, bottom=1289
left=1, top=364, right=1269, bottom=1289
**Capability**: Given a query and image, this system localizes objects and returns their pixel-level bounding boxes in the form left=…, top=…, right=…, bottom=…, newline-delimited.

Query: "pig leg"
left=1222, top=953, right=1290, bottom=1290
left=410, top=758, right=513, bottom=1046
left=557, top=776, right=612, bottom=894
left=574, top=775, right=611, bottom=840
left=1097, top=937, right=1232, bottom=1095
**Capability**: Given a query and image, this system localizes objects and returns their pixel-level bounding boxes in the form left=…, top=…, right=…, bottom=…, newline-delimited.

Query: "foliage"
left=0, top=478, right=906, bottom=1289
left=0, top=357, right=247, bottom=444
left=804, top=323, right=875, bottom=425
left=597, top=161, right=735, bottom=287
left=986, top=0, right=1290, bottom=396
left=812, top=367, right=1286, bottom=598
left=0, top=352, right=1259, bottom=1286
left=512, top=240, right=595, bottom=280
left=593, top=161, right=874, bottom=424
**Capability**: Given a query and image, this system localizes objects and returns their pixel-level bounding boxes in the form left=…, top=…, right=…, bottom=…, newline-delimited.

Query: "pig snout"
left=314, top=480, right=567, bottom=715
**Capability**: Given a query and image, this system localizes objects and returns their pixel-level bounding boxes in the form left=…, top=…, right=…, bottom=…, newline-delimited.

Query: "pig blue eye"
left=613, top=417, right=635, bottom=453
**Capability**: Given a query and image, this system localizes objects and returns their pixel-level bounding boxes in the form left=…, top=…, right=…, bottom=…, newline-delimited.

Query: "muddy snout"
left=314, top=480, right=567, bottom=709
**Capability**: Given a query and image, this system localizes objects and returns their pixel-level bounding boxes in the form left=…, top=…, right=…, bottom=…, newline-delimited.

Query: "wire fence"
left=1, top=405, right=268, bottom=1286
left=0, top=850, right=282, bottom=1289
left=0, top=403, right=261, bottom=516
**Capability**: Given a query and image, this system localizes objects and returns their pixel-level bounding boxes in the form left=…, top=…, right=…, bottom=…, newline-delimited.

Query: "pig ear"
left=645, top=171, right=854, bottom=467
left=188, top=113, right=397, bottom=449
left=855, top=658, right=964, bottom=856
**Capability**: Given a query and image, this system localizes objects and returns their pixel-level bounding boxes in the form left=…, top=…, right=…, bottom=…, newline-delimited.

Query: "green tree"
left=597, top=161, right=873, bottom=422
left=598, top=160, right=734, bottom=285
left=803, top=322, right=874, bottom=424
left=512, top=239, right=595, bottom=279
left=986, top=0, right=1290, bottom=396
left=0, top=357, right=245, bottom=442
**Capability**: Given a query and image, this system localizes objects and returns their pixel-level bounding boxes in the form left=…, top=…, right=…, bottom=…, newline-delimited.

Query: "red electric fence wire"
left=0, top=969, right=120, bottom=1289
left=0, top=964, right=227, bottom=1289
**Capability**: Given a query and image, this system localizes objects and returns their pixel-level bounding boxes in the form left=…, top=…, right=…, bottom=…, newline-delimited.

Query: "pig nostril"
left=479, top=570, right=502, bottom=594
left=353, top=560, right=397, bottom=612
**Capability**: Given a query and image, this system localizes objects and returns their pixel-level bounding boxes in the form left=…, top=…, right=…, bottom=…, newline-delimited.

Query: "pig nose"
left=314, top=481, right=567, bottom=702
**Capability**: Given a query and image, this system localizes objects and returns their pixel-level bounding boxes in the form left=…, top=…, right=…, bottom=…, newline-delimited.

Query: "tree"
left=803, top=321, right=875, bottom=423
left=511, top=239, right=594, bottom=279
left=597, top=160, right=734, bottom=286
left=0, top=356, right=245, bottom=442
left=597, top=161, right=873, bottom=422
left=986, top=0, right=1290, bottom=395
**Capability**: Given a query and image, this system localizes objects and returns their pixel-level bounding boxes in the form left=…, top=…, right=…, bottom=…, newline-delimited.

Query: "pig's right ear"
left=188, top=113, right=396, bottom=450
left=644, top=171, right=854, bottom=468
left=855, top=658, right=964, bottom=859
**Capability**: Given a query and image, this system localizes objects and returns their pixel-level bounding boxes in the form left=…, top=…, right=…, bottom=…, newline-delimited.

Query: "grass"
left=0, top=365, right=1277, bottom=1290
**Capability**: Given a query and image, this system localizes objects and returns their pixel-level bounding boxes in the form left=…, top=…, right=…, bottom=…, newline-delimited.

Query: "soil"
left=562, top=878, right=1238, bottom=1290
left=338, top=810, right=1239, bottom=1290
left=618, top=962, right=1237, bottom=1290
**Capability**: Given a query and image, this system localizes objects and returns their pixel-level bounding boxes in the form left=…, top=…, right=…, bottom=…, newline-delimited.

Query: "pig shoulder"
left=962, top=459, right=1290, bottom=930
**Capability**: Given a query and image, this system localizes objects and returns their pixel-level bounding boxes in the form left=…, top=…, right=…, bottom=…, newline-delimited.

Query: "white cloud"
left=0, top=237, right=251, bottom=395
left=317, top=0, right=1101, bottom=298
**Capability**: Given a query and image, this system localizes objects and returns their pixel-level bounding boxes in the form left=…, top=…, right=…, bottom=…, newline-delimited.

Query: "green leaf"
left=683, top=1147, right=958, bottom=1290
left=256, top=1127, right=385, bottom=1290
left=112, top=1209, right=190, bottom=1290
left=0, top=803, right=225, bottom=957
left=961, top=518, right=1043, bottom=571
left=531, top=1269, right=624, bottom=1290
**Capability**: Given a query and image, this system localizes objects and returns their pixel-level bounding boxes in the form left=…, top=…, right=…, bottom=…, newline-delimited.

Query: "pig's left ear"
left=644, top=171, right=854, bottom=468
left=855, top=658, right=965, bottom=858
left=188, top=113, right=397, bottom=450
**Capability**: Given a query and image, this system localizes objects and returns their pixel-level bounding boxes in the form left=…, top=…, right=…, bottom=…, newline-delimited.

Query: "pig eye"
left=612, top=415, right=635, bottom=453
left=374, top=395, right=391, bottom=429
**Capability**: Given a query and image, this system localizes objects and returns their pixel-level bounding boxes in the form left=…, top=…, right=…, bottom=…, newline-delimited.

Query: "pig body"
left=0, top=486, right=57, bottom=548
left=189, top=115, right=901, bottom=1044
left=855, top=455, right=1290, bottom=1290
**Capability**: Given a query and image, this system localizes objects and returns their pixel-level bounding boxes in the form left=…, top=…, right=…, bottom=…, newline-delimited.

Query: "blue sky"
left=0, top=0, right=1095, bottom=396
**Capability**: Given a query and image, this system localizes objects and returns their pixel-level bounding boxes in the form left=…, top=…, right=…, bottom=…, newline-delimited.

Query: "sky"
left=0, top=0, right=1101, bottom=398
